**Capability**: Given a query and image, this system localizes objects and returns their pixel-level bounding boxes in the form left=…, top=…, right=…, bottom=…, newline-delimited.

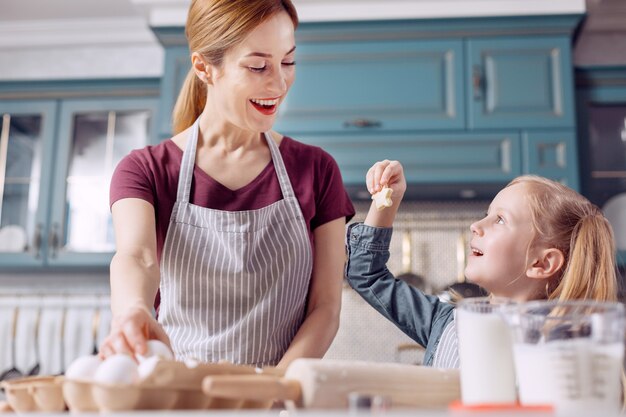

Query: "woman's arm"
left=277, top=217, right=345, bottom=369
left=100, top=198, right=170, bottom=357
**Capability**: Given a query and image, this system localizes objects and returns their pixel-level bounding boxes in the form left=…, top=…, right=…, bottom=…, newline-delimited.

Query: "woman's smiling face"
left=464, top=183, right=538, bottom=298
left=206, top=10, right=296, bottom=133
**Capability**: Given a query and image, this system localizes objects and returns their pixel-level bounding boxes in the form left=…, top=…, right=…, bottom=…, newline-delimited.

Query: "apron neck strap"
left=176, top=119, right=199, bottom=203
left=264, top=131, right=295, bottom=200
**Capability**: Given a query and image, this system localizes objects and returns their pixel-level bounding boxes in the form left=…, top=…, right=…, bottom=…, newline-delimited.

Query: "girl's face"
left=206, top=11, right=296, bottom=133
left=465, top=183, right=540, bottom=299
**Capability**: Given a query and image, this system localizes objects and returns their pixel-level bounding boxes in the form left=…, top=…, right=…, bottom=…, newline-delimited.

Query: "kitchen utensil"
left=27, top=308, right=41, bottom=376
left=203, top=358, right=460, bottom=409
left=442, top=233, right=486, bottom=300
left=0, top=307, right=23, bottom=382
left=0, top=225, right=27, bottom=252
left=501, top=300, right=625, bottom=415
left=91, top=308, right=100, bottom=355
left=396, top=229, right=429, bottom=292
left=456, top=297, right=516, bottom=406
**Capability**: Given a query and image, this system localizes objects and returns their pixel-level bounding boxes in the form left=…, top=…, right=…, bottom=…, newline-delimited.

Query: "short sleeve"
left=109, top=151, right=156, bottom=209
left=311, top=152, right=355, bottom=229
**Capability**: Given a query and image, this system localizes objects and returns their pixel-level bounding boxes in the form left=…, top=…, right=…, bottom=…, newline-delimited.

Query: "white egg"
left=136, top=340, right=174, bottom=362
left=137, top=355, right=161, bottom=380
left=93, top=354, right=139, bottom=385
left=65, top=355, right=102, bottom=381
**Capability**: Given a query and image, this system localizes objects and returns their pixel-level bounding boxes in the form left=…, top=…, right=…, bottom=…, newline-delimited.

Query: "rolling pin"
left=203, top=358, right=460, bottom=409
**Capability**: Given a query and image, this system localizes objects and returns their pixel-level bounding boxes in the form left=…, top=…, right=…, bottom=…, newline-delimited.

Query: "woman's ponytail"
left=172, top=69, right=207, bottom=134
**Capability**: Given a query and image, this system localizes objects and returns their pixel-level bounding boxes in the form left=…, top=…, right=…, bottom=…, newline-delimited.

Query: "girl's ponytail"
left=172, top=69, right=207, bottom=135
left=556, top=212, right=618, bottom=302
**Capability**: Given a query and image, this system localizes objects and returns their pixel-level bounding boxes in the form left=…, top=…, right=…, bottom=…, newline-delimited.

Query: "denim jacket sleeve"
left=345, top=222, right=455, bottom=365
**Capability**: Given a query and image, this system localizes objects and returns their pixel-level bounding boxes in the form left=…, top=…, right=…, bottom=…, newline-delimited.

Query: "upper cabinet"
left=153, top=15, right=582, bottom=197
left=0, top=80, right=160, bottom=268
left=276, top=39, right=464, bottom=132
left=467, top=37, right=575, bottom=130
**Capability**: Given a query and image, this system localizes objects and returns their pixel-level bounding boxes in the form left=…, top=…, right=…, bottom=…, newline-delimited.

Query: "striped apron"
left=158, top=119, right=313, bottom=366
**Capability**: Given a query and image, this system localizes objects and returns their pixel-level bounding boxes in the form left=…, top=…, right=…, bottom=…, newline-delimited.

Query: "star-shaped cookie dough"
left=372, top=186, right=393, bottom=211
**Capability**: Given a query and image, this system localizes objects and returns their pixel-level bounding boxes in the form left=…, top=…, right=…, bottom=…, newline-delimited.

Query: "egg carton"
left=63, top=359, right=279, bottom=412
left=1, top=376, right=66, bottom=413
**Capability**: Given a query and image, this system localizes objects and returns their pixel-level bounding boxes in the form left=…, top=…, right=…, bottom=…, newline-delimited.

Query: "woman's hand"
left=366, top=160, right=407, bottom=198
left=99, top=305, right=171, bottom=359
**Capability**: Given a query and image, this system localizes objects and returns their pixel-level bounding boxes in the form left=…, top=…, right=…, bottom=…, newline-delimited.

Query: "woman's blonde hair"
left=506, top=175, right=618, bottom=302
left=172, top=0, right=298, bottom=134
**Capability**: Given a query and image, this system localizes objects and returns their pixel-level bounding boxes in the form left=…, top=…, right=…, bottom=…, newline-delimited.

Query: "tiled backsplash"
left=325, top=200, right=488, bottom=364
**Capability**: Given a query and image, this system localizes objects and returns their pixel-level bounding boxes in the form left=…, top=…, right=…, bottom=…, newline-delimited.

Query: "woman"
left=102, top=0, right=355, bottom=368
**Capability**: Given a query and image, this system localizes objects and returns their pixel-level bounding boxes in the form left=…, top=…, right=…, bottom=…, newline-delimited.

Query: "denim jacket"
left=345, top=222, right=455, bottom=366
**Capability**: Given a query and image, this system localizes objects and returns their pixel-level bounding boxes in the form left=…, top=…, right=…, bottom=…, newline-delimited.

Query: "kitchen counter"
left=11, top=409, right=609, bottom=417
left=131, top=0, right=585, bottom=27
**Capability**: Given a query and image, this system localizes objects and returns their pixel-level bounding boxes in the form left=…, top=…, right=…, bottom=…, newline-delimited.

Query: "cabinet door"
left=0, top=101, right=57, bottom=267
left=467, top=37, right=574, bottom=129
left=274, top=39, right=464, bottom=133
left=523, top=130, right=579, bottom=191
left=296, top=131, right=521, bottom=186
left=48, top=98, right=159, bottom=266
left=158, top=47, right=190, bottom=138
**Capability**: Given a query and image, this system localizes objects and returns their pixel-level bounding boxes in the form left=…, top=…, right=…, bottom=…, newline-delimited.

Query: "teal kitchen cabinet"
left=0, top=79, right=160, bottom=269
left=467, top=37, right=575, bottom=130
left=298, top=130, right=521, bottom=186
left=157, top=46, right=190, bottom=139
left=275, top=39, right=464, bottom=133
left=523, top=130, right=579, bottom=190
left=0, top=100, right=57, bottom=267
left=47, top=97, right=159, bottom=267
left=152, top=16, right=581, bottom=194
left=576, top=67, right=626, bottom=266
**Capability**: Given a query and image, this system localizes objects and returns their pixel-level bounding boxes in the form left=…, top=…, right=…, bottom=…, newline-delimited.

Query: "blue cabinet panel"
left=295, top=131, right=520, bottom=185
left=49, top=97, right=159, bottom=267
left=467, top=37, right=574, bottom=129
left=0, top=100, right=57, bottom=268
left=158, top=47, right=190, bottom=138
left=523, top=130, right=579, bottom=191
left=274, top=39, right=464, bottom=133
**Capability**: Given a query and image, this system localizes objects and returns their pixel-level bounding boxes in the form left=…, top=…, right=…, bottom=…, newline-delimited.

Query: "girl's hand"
left=366, top=160, right=407, bottom=198
left=99, top=305, right=171, bottom=360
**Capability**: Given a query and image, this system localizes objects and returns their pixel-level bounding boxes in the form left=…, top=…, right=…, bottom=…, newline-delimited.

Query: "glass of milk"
left=456, top=296, right=517, bottom=405
left=502, top=300, right=625, bottom=415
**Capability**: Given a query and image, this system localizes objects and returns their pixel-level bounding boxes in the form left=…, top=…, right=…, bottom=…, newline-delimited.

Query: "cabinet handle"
left=32, top=223, right=43, bottom=258
left=343, top=118, right=382, bottom=129
left=621, top=118, right=626, bottom=142
left=48, top=222, right=60, bottom=258
left=472, top=65, right=484, bottom=101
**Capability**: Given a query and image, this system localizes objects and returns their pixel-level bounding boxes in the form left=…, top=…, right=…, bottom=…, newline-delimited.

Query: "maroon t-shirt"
left=110, top=136, right=355, bottom=264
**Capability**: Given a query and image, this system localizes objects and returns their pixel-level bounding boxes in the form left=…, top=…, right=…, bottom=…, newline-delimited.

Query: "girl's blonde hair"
left=506, top=175, right=618, bottom=302
left=172, top=0, right=298, bottom=134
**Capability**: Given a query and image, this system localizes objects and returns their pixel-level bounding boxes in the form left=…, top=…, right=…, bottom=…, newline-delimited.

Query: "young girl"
left=345, top=160, right=619, bottom=368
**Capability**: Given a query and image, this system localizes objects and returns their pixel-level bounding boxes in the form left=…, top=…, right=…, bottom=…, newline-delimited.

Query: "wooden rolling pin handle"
left=203, top=374, right=301, bottom=402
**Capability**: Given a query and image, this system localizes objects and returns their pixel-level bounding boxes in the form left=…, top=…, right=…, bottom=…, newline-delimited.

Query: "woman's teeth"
left=250, top=98, right=278, bottom=107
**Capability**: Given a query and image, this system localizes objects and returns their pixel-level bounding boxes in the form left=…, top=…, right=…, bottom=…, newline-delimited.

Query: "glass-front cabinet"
left=50, top=98, right=158, bottom=266
left=0, top=81, right=159, bottom=268
left=0, top=101, right=56, bottom=266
